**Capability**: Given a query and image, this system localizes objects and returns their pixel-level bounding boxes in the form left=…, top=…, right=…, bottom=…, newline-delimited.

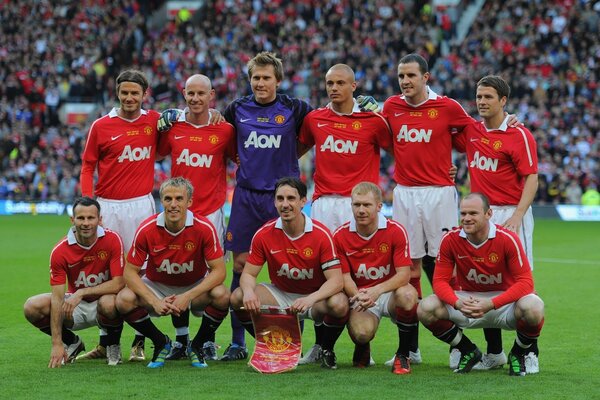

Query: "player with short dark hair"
left=230, top=177, right=349, bottom=369
left=116, top=177, right=229, bottom=369
left=418, top=193, right=544, bottom=376
left=24, top=197, right=125, bottom=367
left=221, top=52, right=313, bottom=361
left=335, top=182, right=417, bottom=374
left=381, top=53, right=474, bottom=366
left=452, top=75, right=539, bottom=370
left=79, top=69, right=160, bottom=361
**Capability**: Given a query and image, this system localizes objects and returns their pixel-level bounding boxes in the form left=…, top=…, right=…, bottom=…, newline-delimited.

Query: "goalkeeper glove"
left=157, top=109, right=183, bottom=132
left=357, top=95, right=380, bottom=112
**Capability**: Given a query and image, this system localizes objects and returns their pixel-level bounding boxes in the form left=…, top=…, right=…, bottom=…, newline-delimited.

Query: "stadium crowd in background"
left=0, top=0, right=598, bottom=205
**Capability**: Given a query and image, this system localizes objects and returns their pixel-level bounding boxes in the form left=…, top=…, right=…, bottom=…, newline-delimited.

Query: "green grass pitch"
left=1, top=215, right=599, bottom=399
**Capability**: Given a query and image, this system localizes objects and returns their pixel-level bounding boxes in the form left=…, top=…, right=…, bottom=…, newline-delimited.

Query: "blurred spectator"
left=581, top=184, right=600, bottom=206
left=0, top=0, right=597, bottom=206
left=564, top=180, right=583, bottom=205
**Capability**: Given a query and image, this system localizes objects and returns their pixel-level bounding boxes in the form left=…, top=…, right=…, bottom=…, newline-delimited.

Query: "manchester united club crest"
left=97, top=250, right=108, bottom=260
left=209, top=134, right=219, bottom=144
left=144, top=126, right=153, bottom=135
left=274, top=115, right=285, bottom=124
left=352, top=121, right=362, bottom=130
left=493, top=140, right=503, bottom=151
left=379, top=243, right=389, bottom=253
left=262, top=326, right=293, bottom=353
left=302, top=247, right=314, bottom=258
left=489, top=252, right=499, bottom=263
left=427, top=109, right=439, bottom=119
left=185, top=241, right=195, bottom=251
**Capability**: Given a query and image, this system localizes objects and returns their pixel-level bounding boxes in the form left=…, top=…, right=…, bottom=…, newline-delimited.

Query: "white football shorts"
left=141, top=275, right=204, bottom=317
left=393, top=185, right=458, bottom=258
left=259, top=283, right=314, bottom=321
left=444, top=291, right=541, bottom=330
left=311, top=195, right=353, bottom=233
left=351, top=291, right=393, bottom=320
left=98, top=193, right=155, bottom=253
left=67, top=297, right=98, bottom=331
left=204, top=206, right=226, bottom=250
left=491, top=205, right=534, bottom=269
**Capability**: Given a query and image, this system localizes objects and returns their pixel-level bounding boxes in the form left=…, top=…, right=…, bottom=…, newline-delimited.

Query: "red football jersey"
left=383, top=89, right=473, bottom=186
left=157, top=115, right=236, bottom=215
left=247, top=216, right=340, bottom=294
left=433, top=223, right=534, bottom=309
left=127, top=211, right=223, bottom=286
left=50, top=227, right=124, bottom=301
left=299, top=104, right=392, bottom=200
left=81, top=108, right=159, bottom=199
left=453, top=118, right=538, bottom=205
left=333, top=215, right=411, bottom=289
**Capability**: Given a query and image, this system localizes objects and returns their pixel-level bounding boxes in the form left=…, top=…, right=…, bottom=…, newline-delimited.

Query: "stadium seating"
left=0, top=0, right=597, bottom=204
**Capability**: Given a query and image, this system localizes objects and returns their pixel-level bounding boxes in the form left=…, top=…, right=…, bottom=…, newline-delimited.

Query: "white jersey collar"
left=484, top=115, right=510, bottom=132
left=109, top=108, right=149, bottom=120
left=459, top=221, right=497, bottom=239
left=275, top=213, right=314, bottom=232
left=156, top=210, right=195, bottom=228
left=349, top=212, right=387, bottom=232
left=67, top=226, right=105, bottom=246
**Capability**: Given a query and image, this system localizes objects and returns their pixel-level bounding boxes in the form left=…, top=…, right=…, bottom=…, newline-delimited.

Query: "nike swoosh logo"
left=270, top=249, right=282, bottom=254
left=394, top=112, right=405, bottom=117
left=67, top=262, right=81, bottom=268
left=470, top=138, right=479, bottom=142
left=240, top=118, right=251, bottom=123
left=345, top=251, right=358, bottom=256
left=317, top=123, right=328, bottom=127
left=174, top=136, right=185, bottom=140
left=457, top=255, right=468, bottom=259
left=153, top=247, right=166, bottom=252
left=111, top=135, right=123, bottom=140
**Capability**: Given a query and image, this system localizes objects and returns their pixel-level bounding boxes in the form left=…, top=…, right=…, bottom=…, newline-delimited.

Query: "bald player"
left=157, top=74, right=235, bottom=360
left=297, top=64, right=393, bottom=364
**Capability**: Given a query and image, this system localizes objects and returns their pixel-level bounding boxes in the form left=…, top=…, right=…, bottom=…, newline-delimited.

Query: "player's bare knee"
left=417, top=295, right=441, bottom=324
left=115, top=287, right=137, bottom=313
left=517, top=295, right=545, bottom=324
left=230, top=287, right=244, bottom=309
left=394, top=285, right=418, bottom=310
left=210, top=284, right=230, bottom=309
left=349, top=323, right=375, bottom=344
left=327, top=293, right=349, bottom=317
left=23, top=294, right=50, bottom=320
left=97, top=294, right=118, bottom=316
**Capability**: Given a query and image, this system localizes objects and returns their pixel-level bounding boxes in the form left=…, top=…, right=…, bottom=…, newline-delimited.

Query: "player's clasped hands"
left=351, top=289, right=377, bottom=312
left=457, top=296, right=494, bottom=319
left=152, top=294, right=181, bottom=316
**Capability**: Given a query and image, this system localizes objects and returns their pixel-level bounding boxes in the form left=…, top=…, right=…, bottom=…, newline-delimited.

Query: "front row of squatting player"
left=24, top=177, right=544, bottom=376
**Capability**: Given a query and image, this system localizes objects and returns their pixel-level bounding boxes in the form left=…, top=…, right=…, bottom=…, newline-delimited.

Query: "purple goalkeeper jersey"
left=224, top=94, right=312, bottom=191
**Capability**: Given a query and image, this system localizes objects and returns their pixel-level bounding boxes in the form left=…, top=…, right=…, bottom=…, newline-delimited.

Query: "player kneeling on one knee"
left=24, top=197, right=126, bottom=368
left=417, top=193, right=544, bottom=376
left=116, top=177, right=230, bottom=369
left=230, top=177, right=349, bottom=369
left=334, top=182, right=418, bottom=374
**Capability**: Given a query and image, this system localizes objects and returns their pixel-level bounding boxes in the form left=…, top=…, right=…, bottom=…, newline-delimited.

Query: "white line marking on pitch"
left=536, top=258, right=599, bottom=265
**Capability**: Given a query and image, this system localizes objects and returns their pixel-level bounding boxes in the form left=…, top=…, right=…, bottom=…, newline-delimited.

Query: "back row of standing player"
left=71, top=52, right=537, bottom=368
